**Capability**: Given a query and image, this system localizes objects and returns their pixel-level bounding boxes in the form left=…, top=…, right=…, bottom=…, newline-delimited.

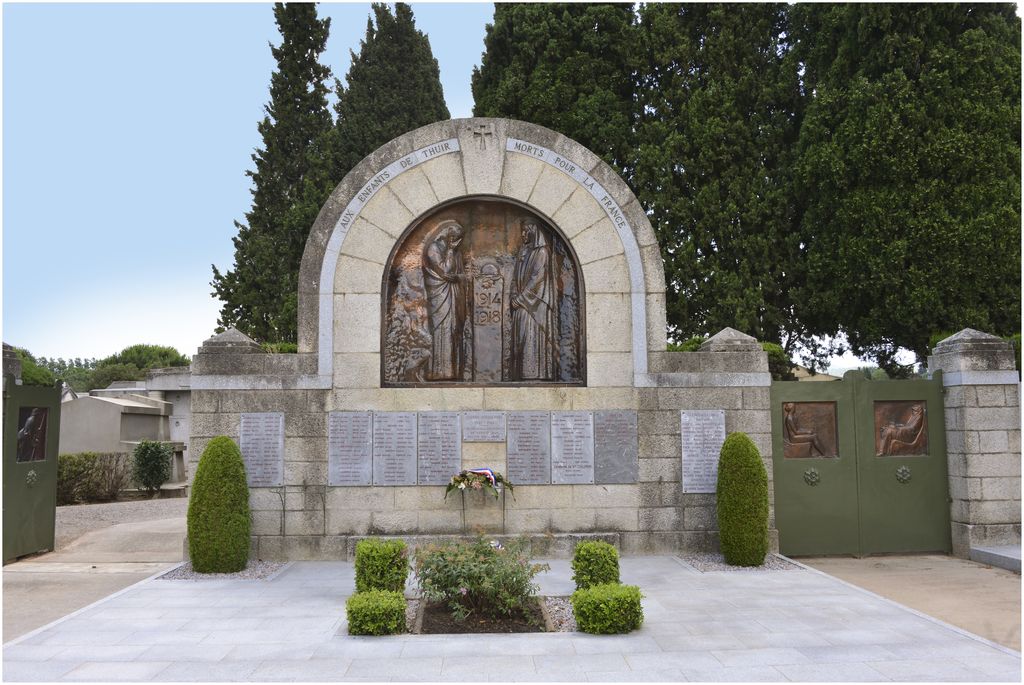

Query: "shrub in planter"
left=571, top=582, right=644, bottom=634
left=716, top=431, right=769, bottom=566
left=187, top=436, right=250, bottom=573
left=133, top=440, right=172, bottom=495
left=346, top=589, right=406, bottom=635
left=414, top=537, right=549, bottom=621
left=571, top=540, right=620, bottom=590
left=355, top=538, right=409, bottom=593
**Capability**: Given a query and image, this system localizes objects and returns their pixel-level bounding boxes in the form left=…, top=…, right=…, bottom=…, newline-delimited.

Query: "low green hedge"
left=355, top=538, right=409, bottom=593
left=57, top=452, right=132, bottom=504
left=571, top=582, right=644, bottom=634
left=346, top=590, right=406, bottom=635
left=132, top=440, right=172, bottom=494
left=571, top=541, right=620, bottom=590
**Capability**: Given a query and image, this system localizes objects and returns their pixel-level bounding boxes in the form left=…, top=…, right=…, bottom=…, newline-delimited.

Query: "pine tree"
left=212, top=3, right=334, bottom=343
left=634, top=4, right=807, bottom=352
left=793, top=4, right=1021, bottom=374
left=471, top=3, right=636, bottom=175
left=333, top=3, right=450, bottom=181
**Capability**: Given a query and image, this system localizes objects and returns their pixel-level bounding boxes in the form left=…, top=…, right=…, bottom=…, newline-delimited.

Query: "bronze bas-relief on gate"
left=782, top=401, right=838, bottom=458
left=874, top=401, right=928, bottom=456
left=382, top=199, right=584, bottom=386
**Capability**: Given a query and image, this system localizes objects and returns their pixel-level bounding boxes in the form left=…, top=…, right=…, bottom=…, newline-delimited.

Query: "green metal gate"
left=3, top=374, right=61, bottom=563
left=770, top=370, right=950, bottom=557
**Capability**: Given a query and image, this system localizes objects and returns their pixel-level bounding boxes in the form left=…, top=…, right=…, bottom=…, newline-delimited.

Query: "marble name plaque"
left=680, top=410, right=726, bottom=493
left=594, top=411, right=638, bottom=484
left=372, top=412, right=417, bottom=485
left=462, top=411, right=507, bottom=442
left=327, top=412, right=372, bottom=486
left=506, top=411, right=551, bottom=484
left=551, top=411, right=594, bottom=484
left=239, top=412, right=284, bottom=488
left=418, top=412, right=462, bottom=485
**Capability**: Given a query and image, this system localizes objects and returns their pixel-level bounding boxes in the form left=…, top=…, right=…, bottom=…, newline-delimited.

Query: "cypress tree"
left=333, top=3, right=450, bottom=181
left=212, top=2, right=334, bottom=343
left=793, top=4, right=1021, bottom=374
left=634, top=4, right=807, bottom=352
left=471, top=3, right=636, bottom=175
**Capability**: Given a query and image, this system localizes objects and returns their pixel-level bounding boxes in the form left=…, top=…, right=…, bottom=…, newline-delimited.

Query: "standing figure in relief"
left=511, top=219, right=556, bottom=380
left=421, top=220, right=467, bottom=380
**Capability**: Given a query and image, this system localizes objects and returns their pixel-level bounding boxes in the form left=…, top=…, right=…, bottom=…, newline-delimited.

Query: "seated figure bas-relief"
left=382, top=198, right=584, bottom=386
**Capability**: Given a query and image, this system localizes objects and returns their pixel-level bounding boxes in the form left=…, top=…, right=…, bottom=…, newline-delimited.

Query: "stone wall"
left=189, top=118, right=775, bottom=560
left=928, top=329, right=1021, bottom=557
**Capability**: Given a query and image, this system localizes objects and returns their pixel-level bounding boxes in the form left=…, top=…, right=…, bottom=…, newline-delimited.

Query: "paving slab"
left=799, top=553, right=1021, bottom=651
left=3, top=555, right=1020, bottom=682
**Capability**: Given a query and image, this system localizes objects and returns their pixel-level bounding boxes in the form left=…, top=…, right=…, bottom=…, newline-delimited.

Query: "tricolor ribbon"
left=466, top=468, right=497, bottom=486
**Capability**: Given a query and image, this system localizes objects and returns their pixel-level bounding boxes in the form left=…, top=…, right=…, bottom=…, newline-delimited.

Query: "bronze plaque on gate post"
left=381, top=199, right=585, bottom=386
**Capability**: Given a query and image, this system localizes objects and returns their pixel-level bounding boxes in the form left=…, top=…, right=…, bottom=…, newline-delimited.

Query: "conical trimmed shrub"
left=188, top=436, right=251, bottom=573
left=716, top=432, right=768, bottom=566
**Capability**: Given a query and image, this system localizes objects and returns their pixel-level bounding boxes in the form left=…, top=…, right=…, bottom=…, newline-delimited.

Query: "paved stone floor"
left=3, top=556, right=1020, bottom=682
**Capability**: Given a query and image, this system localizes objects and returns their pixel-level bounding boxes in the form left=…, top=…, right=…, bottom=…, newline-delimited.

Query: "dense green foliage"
left=21, top=344, right=188, bottom=391
left=57, top=453, right=132, bottom=505
left=187, top=436, right=251, bottom=573
left=762, top=343, right=796, bottom=381
left=12, top=348, right=56, bottom=386
left=34, top=357, right=96, bottom=392
left=346, top=590, right=407, bottom=635
left=793, top=4, right=1021, bottom=375
left=355, top=538, right=409, bottom=593
left=716, top=432, right=769, bottom=567
left=413, top=537, right=549, bottom=621
left=636, top=3, right=807, bottom=353
left=212, top=3, right=335, bottom=344
left=571, top=582, right=644, bottom=634
left=132, top=440, right=172, bottom=495
left=472, top=3, right=636, bottom=172
left=667, top=337, right=705, bottom=353
left=473, top=3, right=1020, bottom=371
left=212, top=3, right=447, bottom=345
left=333, top=3, right=450, bottom=181
left=570, top=541, right=620, bottom=590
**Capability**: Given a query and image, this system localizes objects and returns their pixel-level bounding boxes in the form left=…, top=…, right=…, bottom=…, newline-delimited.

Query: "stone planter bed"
left=406, top=596, right=562, bottom=634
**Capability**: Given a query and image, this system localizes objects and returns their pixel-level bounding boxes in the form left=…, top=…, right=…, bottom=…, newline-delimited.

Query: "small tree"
left=132, top=441, right=172, bottom=495
left=187, top=436, right=251, bottom=573
left=716, top=432, right=769, bottom=566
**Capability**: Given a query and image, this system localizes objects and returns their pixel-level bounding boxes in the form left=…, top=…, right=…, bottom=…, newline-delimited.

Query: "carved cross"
left=471, top=123, right=495, bottom=150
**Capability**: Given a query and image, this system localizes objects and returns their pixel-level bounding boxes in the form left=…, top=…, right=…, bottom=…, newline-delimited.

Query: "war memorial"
left=188, top=118, right=1020, bottom=563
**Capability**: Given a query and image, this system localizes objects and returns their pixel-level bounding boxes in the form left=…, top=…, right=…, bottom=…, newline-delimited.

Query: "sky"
left=3, top=1, right=494, bottom=362
left=2, top=1, right=893, bottom=372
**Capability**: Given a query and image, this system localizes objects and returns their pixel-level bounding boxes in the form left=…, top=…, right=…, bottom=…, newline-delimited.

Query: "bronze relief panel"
left=782, top=401, right=838, bottom=458
left=874, top=401, right=928, bottom=456
left=382, top=199, right=584, bottom=386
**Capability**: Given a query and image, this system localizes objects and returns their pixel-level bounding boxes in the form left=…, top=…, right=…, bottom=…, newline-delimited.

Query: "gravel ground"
left=544, top=596, right=576, bottom=632
left=158, top=560, right=287, bottom=581
left=55, top=498, right=188, bottom=550
left=405, top=599, right=420, bottom=632
left=680, top=552, right=801, bottom=572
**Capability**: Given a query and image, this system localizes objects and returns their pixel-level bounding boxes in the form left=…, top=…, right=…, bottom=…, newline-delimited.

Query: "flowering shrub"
left=413, top=537, right=548, bottom=621
left=444, top=468, right=514, bottom=500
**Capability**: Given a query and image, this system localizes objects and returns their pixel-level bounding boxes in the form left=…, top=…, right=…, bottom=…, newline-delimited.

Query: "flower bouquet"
left=444, top=468, right=515, bottom=500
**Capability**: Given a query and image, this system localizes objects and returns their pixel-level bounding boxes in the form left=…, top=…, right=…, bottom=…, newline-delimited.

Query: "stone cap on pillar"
left=928, top=328, right=1018, bottom=385
left=197, top=328, right=263, bottom=355
left=699, top=327, right=762, bottom=352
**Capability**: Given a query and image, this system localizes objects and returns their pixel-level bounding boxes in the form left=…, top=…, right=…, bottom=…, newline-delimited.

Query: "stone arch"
left=297, top=118, right=666, bottom=388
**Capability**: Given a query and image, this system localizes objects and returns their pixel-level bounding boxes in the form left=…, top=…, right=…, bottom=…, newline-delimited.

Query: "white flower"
left=458, top=482, right=466, bottom=490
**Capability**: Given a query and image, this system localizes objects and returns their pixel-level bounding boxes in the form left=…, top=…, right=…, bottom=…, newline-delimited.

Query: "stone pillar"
left=928, top=328, right=1021, bottom=558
